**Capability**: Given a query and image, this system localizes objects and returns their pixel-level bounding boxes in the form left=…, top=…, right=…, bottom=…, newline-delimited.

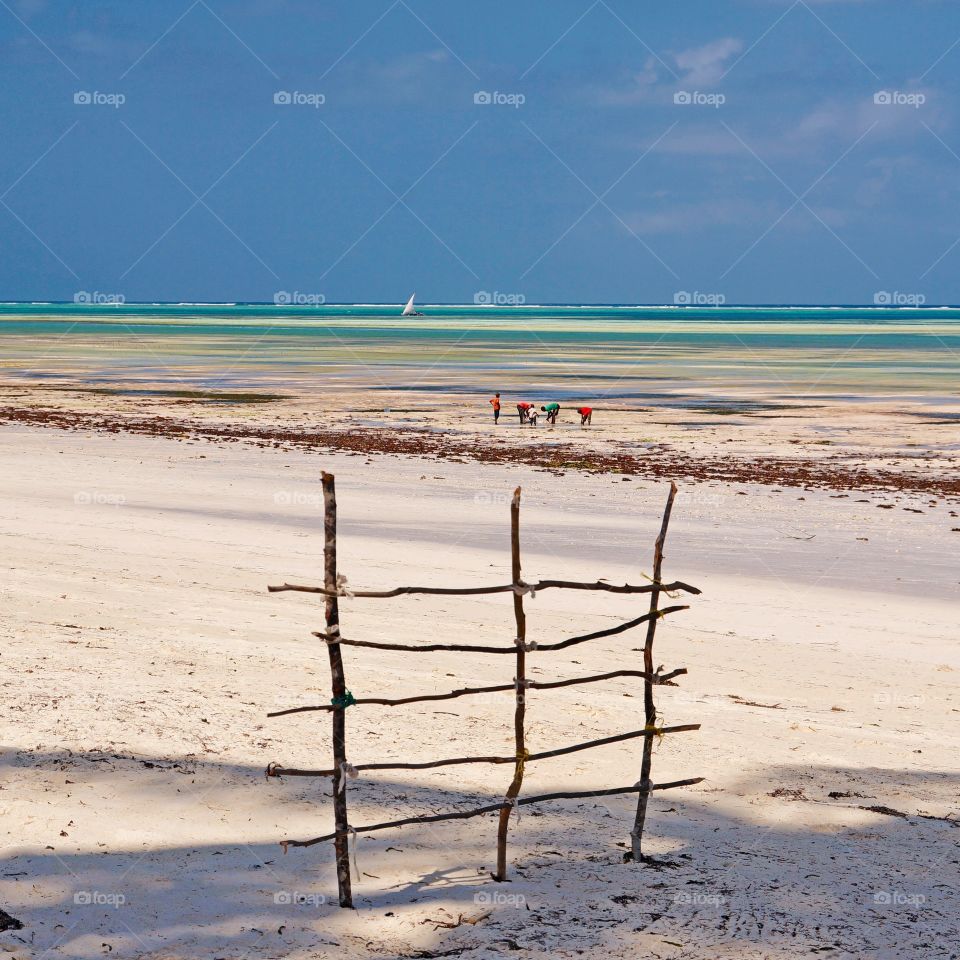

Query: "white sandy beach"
left=1, top=423, right=958, bottom=959
left=6, top=0, right=960, bottom=954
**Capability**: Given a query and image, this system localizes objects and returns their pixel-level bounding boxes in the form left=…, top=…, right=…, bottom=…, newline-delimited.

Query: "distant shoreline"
left=3, top=303, right=960, bottom=318
left=4, top=404, right=958, bottom=502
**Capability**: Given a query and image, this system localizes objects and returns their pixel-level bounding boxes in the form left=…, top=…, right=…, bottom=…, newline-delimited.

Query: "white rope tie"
left=511, top=580, right=537, bottom=599
left=336, top=574, right=354, bottom=597
left=337, top=762, right=359, bottom=793
left=348, top=825, right=361, bottom=881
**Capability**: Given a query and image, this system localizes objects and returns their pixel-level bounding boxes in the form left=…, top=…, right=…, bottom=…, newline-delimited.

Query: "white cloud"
left=336, top=49, right=453, bottom=103
left=591, top=37, right=743, bottom=106
left=628, top=197, right=775, bottom=234
left=593, top=57, right=661, bottom=106
left=674, top=37, right=743, bottom=86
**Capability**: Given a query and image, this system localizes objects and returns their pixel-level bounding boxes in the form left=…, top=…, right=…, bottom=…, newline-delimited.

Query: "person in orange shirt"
left=576, top=405, right=593, bottom=426
left=489, top=392, right=501, bottom=423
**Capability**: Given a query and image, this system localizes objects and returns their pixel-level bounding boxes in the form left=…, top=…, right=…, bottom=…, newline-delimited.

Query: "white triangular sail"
left=402, top=293, right=417, bottom=316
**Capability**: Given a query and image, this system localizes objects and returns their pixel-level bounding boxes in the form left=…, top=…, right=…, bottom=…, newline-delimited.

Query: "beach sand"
left=1, top=402, right=958, bottom=958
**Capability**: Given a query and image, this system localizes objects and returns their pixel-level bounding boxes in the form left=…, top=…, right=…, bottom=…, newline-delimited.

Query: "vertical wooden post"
left=322, top=471, right=353, bottom=908
left=494, top=487, right=526, bottom=881
left=630, top=481, right=678, bottom=863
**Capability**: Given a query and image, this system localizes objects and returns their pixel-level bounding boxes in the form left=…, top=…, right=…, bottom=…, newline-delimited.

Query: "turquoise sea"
left=2, top=303, right=959, bottom=400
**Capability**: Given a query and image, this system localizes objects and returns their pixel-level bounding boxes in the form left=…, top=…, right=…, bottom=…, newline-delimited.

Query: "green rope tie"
left=331, top=691, right=357, bottom=710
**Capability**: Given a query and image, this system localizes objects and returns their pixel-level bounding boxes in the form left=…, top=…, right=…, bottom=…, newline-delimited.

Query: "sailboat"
left=401, top=293, right=423, bottom=317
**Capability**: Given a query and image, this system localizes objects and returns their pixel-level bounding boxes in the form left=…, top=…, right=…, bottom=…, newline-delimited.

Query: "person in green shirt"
left=541, top=402, right=560, bottom=425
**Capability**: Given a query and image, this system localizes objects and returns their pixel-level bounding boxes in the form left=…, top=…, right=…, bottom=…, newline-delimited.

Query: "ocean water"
left=2, top=303, right=959, bottom=400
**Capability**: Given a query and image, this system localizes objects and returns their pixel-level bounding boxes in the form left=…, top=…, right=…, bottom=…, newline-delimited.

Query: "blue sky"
left=1, top=0, right=959, bottom=304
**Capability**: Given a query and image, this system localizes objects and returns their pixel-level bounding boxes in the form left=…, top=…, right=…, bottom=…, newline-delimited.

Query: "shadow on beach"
left=2, top=748, right=958, bottom=959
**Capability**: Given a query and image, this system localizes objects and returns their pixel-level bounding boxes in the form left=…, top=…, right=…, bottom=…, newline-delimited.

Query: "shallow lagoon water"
left=2, top=303, right=959, bottom=399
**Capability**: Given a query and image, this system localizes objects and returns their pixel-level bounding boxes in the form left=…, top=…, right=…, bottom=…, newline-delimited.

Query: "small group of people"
left=489, top=393, right=592, bottom=426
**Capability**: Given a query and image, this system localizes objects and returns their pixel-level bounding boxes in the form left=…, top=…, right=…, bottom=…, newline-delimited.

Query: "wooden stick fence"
left=266, top=472, right=702, bottom=908
left=632, top=481, right=679, bottom=863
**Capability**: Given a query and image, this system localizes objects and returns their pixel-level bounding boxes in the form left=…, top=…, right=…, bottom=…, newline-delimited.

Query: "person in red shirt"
left=516, top=401, right=533, bottom=424
left=576, top=405, right=592, bottom=426
left=489, top=392, right=501, bottom=423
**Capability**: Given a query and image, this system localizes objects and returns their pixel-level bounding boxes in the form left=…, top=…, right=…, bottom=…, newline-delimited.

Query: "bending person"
left=541, top=402, right=560, bottom=425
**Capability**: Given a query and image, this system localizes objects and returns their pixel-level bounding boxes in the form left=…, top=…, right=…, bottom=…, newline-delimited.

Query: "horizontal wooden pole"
left=267, top=723, right=700, bottom=777
left=268, top=667, right=687, bottom=717
left=280, top=777, right=706, bottom=848
left=268, top=578, right=701, bottom=599
left=303, top=605, right=689, bottom=657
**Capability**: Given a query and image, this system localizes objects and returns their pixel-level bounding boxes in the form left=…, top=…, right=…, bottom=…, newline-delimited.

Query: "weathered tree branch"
left=304, top=606, right=689, bottom=655
left=267, top=667, right=687, bottom=717
left=631, top=481, right=678, bottom=863
left=281, top=778, right=707, bottom=849
left=268, top=578, right=701, bottom=598
left=266, top=723, right=700, bottom=777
